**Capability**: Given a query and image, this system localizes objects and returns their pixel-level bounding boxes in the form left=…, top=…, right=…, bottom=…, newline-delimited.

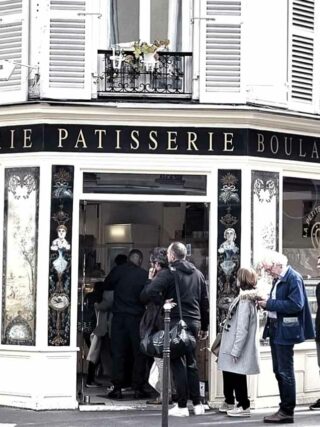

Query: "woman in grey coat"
left=217, top=267, right=260, bottom=417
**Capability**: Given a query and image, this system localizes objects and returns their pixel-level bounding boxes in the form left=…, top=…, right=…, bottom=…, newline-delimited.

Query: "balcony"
left=97, top=50, right=192, bottom=100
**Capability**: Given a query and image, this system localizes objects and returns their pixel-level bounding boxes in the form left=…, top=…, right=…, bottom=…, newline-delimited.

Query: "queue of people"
left=79, top=244, right=318, bottom=423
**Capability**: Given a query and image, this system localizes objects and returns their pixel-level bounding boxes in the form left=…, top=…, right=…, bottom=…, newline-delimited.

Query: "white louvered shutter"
left=0, top=0, right=29, bottom=105
left=40, top=0, right=92, bottom=100
left=288, top=0, right=315, bottom=112
left=199, top=0, right=244, bottom=103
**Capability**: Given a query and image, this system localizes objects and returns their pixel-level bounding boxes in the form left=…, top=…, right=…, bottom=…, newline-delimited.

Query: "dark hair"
left=237, top=267, right=257, bottom=291
left=128, top=249, right=143, bottom=265
left=150, top=247, right=168, bottom=268
left=114, top=254, right=127, bottom=266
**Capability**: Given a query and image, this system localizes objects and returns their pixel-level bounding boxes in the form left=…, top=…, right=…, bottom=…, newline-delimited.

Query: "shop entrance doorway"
left=77, top=200, right=209, bottom=407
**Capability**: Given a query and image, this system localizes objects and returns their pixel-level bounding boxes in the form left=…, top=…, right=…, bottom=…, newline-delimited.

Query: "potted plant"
left=132, top=39, right=170, bottom=71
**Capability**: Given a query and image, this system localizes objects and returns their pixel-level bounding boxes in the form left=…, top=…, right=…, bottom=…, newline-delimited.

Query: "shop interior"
left=77, top=200, right=209, bottom=405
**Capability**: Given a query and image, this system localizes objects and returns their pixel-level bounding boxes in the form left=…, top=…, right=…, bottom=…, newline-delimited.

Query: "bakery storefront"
left=0, top=116, right=319, bottom=410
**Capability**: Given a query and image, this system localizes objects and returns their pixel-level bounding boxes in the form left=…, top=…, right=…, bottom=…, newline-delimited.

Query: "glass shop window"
left=283, top=176, right=320, bottom=279
left=83, top=173, right=206, bottom=196
left=106, top=0, right=182, bottom=51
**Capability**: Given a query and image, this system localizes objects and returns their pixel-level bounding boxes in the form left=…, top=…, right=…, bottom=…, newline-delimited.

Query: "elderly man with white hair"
left=257, top=249, right=314, bottom=424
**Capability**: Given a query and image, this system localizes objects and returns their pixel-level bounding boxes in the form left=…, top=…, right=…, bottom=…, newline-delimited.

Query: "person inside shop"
left=217, top=267, right=260, bottom=418
left=103, top=249, right=150, bottom=399
left=257, top=249, right=314, bottom=424
left=140, top=246, right=174, bottom=405
left=144, top=241, right=209, bottom=417
left=309, top=255, right=320, bottom=411
left=78, top=282, right=104, bottom=388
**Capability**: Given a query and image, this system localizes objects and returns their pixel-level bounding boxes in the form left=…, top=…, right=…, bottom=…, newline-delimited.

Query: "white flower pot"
left=142, top=52, right=157, bottom=71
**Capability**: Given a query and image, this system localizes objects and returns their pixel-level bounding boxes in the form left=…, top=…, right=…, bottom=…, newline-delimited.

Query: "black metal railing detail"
left=97, top=50, right=192, bottom=98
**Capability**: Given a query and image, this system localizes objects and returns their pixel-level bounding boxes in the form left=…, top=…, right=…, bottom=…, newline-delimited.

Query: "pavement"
left=0, top=405, right=319, bottom=427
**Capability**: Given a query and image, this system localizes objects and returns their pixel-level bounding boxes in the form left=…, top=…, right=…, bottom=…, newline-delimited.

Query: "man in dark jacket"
left=257, top=250, right=314, bottom=424
left=145, top=241, right=209, bottom=417
left=103, top=249, right=149, bottom=399
left=309, top=255, right=320, bottom=410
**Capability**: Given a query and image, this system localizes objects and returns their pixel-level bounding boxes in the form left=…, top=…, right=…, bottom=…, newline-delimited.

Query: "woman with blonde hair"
left=217, top=267, right=261, bottom=417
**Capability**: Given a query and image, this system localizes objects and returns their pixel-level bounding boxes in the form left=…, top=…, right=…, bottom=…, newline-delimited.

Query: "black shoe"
left=134, top=389, right=151, bottom=399
left=263, top=410, right=294, bottom=423
left=309, top=399, right=320, bottom=410
left=108, top=388, right=123, bottom=399
left=85, top=381, right=103, bottom=388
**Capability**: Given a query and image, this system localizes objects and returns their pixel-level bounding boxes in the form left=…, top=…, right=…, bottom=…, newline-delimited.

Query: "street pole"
left=162, top=302, right=173, bottom=427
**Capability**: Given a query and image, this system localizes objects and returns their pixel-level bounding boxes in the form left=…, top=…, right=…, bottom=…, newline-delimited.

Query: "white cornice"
left=1, top=102, right=320, bottom=136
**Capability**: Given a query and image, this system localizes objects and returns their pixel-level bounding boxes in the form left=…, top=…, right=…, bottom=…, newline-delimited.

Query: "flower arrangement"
left=132, top=39, right=170, bottom=59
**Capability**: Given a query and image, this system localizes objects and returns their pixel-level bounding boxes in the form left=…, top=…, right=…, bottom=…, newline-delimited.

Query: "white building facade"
left=0, top=0, right=319, bottom=410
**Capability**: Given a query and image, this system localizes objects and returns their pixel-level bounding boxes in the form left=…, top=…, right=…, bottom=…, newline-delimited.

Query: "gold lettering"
left=187, top=132, right=199, bottom=151
left=311, top=141, right=319, bottom=159
left=74, top=130, right=87, bottom=149
left=223, top=133, right=234, bottom=151
left=130, top=130, right=139, bottom=150
left=148, top=130, right=158, bottom=150
left=299, top=138, right=306, bottom=157
left=167, top=131, right=178, bottom=151
left=115, top=130, right=122, bottom=150
left=58, top=128, right=68, bottom=148
left=94, top=129, right=106, bottom=149
left=10, top=129, right=15, bottom=149
left=270, top=135, right=279, bottom=154
left=257, top=133, right=265, bottom=152
left=208, top=132, right=214, bottom=151
left=284, top=137, right=292, bottom=156
left=23, top=129, right=32, bottom=148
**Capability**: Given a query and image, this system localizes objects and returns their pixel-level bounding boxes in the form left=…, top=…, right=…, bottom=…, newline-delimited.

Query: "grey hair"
left=256, top=249, right=288, bottom=268
left=168, top=242, right=187, bottom=260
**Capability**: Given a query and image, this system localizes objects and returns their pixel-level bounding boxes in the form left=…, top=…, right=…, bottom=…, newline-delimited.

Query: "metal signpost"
left=162, top=302, right=173, bottom=427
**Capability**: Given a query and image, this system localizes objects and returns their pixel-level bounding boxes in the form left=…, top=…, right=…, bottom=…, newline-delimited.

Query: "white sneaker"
left=168, top=404, right=189, bottom=417
left=227, top=407, right=251, bottom=417
left=219, top=402, right=234, bottom=413
left=194, top=403, right=205, bottom=415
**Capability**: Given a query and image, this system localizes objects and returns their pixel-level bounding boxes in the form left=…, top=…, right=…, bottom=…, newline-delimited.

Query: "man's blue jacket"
left=262, top=266, right=315, bottom=345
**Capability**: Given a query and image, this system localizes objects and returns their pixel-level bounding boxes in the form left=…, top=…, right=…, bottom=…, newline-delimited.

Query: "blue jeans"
left=270, top=324, right=296, bottom=415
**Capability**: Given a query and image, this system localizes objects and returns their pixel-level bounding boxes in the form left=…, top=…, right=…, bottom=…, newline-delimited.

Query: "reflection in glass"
left=2, top=168, right=39, bottom=345
left=283, top=176, right=320, bottom=279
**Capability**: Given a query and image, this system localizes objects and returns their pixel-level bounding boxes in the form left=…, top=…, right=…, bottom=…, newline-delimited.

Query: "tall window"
left=283, top=176, right=320, bottom=279
left=106, top=0, right=182, bottom=51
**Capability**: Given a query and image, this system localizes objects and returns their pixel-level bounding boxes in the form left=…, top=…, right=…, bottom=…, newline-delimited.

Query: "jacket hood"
left=170, top=259, right=195, bottom=275
left=240, top=289, right=264, bottom=301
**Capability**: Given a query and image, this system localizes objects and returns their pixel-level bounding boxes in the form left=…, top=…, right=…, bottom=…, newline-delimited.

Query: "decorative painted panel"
left=48, top=166, right=74, bottom=346
left=2, top=167, right=39, bottom=345
left=251, top=170, right=279, bottom=265
left=217, top=170, right=241, bottom=329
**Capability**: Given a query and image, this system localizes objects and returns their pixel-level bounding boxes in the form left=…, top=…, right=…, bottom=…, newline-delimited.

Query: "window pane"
left=83, top=173, right=207, bottom=196
left=117, top=0, right=139, bottom=43
left=151, top=0, right=169, bottom=42
left=283, top=176, right=320, bottom=279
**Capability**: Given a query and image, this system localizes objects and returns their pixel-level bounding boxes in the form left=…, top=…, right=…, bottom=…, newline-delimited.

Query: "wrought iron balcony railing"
left=97, top=50, right=192, bottom=99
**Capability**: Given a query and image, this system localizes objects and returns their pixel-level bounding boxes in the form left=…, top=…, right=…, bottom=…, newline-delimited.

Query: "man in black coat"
left=309, top=256, right=320, bottom=410
left=104, top=249, right=149, bottom=399
left=145, top=241, right=209, bottom=417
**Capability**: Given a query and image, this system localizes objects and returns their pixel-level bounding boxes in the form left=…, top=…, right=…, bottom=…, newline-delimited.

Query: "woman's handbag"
left=140, top=271, right=197, bottom=359
left=210, top=332, right=222, bottom=357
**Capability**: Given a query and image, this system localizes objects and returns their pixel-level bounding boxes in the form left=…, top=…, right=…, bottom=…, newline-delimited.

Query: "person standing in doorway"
left=145, top=242, right=209, bottom=417
left=257, top=250, right=314, bottom=424
left=309, top=255, right=320, bottom=410
left=103, top=249, right=149, bottom=399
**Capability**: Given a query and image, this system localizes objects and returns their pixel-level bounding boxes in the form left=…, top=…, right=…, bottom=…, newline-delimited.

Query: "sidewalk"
left=0, top=405, right=319, bottom=427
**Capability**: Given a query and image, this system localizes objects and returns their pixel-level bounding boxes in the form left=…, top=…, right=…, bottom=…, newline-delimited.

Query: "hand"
left=232, top=356, right=239, bottom=363
left=257, top=299, right=267, bottom=309
left=148, top=266, right=156, bottom=280
left=199, top=330, right=208, bottom=341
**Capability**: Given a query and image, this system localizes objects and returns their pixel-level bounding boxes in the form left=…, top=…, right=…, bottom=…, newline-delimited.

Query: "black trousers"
left=223, top=370, right=250, bottom=410
left=111, top=313, right=147, bottom=390
left=170, top=319, right=201, bottom=408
